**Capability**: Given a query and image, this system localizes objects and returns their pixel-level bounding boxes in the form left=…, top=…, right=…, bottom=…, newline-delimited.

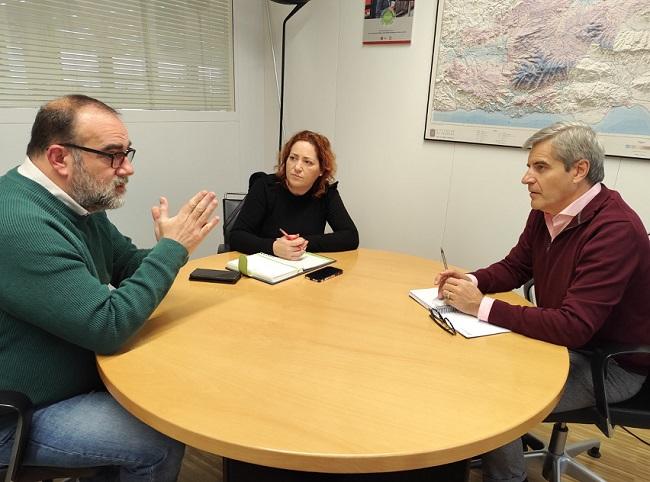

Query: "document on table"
left=226, top=252, right=334, bottom=284
left=409, top=287, right=510, bottom=338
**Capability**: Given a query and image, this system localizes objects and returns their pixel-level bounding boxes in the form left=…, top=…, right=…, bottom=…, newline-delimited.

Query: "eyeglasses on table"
left=429, top=307, right=456, bottom=335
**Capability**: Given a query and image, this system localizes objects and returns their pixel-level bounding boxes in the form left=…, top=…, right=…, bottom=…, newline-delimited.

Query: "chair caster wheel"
left=588, top=447, right=601, bottom=458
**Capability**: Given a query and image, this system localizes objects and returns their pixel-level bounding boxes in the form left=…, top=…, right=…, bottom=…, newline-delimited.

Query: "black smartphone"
left=305, top=266, right=343, bottom=282
left=189, top=268, right=241, bottom=284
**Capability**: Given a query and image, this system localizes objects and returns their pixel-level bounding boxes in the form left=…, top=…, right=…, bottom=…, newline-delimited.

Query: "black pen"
left=440, top=247, right=448, bottom=270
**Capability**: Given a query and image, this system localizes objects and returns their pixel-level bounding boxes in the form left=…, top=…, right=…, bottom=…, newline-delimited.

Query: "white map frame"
left=424, top=0, right=650, bottom=159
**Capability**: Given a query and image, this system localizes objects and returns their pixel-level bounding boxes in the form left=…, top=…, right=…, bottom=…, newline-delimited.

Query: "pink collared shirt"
left=473, top=183, right=602, bottom=321
left=544, top=183, right=602, bottom=241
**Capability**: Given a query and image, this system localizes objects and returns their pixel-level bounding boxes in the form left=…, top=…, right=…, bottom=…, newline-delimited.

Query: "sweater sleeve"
left=0, top=213, right=188, bottom=355
left=109, top=222, right=151, bottom=285
left=303, top=185, right=359, bottom=252
left=229, top=177, right=276, bottom=255
left=486, top=220, right=641, bottom=348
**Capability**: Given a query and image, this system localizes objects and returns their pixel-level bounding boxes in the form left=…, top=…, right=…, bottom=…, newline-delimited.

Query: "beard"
left=70, top=153, right=128, bottom=212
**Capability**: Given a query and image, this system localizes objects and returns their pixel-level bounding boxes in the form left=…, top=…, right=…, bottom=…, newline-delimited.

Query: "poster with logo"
left=363, top=0, right=415, bottom=45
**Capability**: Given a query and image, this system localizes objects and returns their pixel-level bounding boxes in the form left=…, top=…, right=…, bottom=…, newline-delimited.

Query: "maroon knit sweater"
left=473, top=185, right=650, bottom=373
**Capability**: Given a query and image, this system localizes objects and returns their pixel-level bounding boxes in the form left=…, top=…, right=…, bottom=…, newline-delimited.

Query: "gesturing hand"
left=151, top=191, right=220, bottom=255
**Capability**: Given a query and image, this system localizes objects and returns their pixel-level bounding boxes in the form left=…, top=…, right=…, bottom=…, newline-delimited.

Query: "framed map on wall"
left=424, top=0, right=650, bottom=159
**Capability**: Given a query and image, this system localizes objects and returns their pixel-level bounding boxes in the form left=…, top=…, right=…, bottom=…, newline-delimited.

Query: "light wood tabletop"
left=97, top=248, right=568, bottom=473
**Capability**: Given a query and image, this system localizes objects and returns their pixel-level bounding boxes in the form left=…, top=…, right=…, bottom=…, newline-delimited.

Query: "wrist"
left=477, top=296, right=494, bottom=322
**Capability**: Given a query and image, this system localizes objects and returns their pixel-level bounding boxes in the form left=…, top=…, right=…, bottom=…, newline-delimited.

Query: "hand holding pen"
left=280, top=228, right=308, bottom=251
left=435, top=247, right=482, bottom=316
left=272, top=228, right=308, bottom=260
left=435, top=247, right=469, bottom=300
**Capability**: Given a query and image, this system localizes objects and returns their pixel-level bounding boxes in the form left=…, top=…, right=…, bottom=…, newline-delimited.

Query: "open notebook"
left=409, top=287, right=510, bottom=338
left=226, top=252, right=335, bottom=284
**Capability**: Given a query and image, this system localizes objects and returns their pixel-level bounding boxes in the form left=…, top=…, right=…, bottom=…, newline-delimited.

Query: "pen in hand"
left=279, top=228, right=308, bottom=251
left=437, top=247, right=450, bottom=301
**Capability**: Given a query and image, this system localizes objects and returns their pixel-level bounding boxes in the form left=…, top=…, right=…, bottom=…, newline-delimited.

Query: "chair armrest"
left=0, top=390, right=31, bottom=415
left=589, top=343, right=650, bottom=436
left=522, top=279, right=534, bottom=304
left=0, top=390, right=34, bottom=482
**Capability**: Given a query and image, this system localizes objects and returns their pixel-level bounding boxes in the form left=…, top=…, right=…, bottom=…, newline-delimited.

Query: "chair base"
left=524, top=423, right=605, bottom=482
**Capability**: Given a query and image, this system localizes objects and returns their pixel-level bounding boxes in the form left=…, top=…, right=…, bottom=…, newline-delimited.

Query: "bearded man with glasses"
left=0, top=94, right=219, bottom=480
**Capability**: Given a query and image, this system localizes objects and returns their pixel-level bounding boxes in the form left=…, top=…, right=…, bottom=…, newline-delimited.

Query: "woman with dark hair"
left=230, top=130, right=359, bottom=260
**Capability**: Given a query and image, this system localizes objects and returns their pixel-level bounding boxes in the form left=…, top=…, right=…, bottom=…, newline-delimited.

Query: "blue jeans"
left=0, top=391, right=185, bottom=481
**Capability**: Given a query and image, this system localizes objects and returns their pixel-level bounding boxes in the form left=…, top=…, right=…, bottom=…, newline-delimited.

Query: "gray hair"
left=523, top=121, right=605, bottom=184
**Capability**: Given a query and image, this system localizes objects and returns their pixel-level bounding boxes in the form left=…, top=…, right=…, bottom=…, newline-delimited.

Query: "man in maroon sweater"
left=437, top=121, right=650, bottom=482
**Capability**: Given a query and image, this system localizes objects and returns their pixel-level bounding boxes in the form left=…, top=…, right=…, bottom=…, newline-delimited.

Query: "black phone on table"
left=305, top=266, right=343, bottom=282
left=189, top=268, right=241, bottom=284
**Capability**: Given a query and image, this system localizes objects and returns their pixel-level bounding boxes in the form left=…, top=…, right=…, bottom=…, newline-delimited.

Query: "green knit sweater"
left=0, top=168, right=188, bottom=406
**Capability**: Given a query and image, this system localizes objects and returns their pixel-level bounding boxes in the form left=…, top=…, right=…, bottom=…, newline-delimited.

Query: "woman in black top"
left=230, top=130, right=359, bottom=260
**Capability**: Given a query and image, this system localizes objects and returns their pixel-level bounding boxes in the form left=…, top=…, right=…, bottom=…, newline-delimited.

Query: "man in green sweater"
left=0, top=95, right=219, bottom=480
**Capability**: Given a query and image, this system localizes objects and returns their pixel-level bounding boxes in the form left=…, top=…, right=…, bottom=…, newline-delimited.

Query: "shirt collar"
left=17, top=156, right=89, bottom=216
left=557, top=182, right=602, bottom=218
left=543, top=183, right=602, bottom=240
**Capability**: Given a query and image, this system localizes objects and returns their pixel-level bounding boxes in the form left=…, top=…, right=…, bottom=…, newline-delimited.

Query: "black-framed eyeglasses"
left=61, top=143, right=136, bottom=169
left=429, top=307, right=456, bottom=336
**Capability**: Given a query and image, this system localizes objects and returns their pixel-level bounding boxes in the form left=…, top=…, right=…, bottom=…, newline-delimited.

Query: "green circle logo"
left=381, top=9, right=395, bottom=25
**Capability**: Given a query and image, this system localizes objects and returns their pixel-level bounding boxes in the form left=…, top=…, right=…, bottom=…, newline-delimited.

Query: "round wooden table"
left=97, top=248, right=568, bottom=473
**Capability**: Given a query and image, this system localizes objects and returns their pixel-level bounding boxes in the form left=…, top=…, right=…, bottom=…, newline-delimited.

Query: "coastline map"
left=425, top=0, right=650, bottom=159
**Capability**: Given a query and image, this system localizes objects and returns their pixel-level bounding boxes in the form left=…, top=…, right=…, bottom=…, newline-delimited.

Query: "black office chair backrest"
left=523, top=278, right=535, bottom=305
left=218, top=193, right=246, bottom=254
left=217, top=172, right=268, bottom=254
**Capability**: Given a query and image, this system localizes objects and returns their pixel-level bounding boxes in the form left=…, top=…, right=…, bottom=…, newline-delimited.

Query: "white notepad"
left=409, top=287, right=510, bottom=338
left=226, top=252, right=334, bottom=284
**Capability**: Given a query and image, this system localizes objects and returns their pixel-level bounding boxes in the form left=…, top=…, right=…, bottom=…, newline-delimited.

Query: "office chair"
left=0, top=390, right=108, bottom=482
left=217, top=192, right=246, bottom=253
left=522, top=278, right=536, bottom=306
left=521, top=271, right=650, bottom=482
left=522, top=344, right=650, bottom=482
left=217, top=172, right=267, bottom=254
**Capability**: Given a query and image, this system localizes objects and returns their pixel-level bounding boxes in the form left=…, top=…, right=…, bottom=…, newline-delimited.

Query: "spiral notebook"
left=226, top=252, right=334, bottom=284
left=409, top=287, right=510, bottom=338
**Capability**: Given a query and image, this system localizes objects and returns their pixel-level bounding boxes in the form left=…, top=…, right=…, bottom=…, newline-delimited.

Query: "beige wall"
left=266, top=0, right=650, bottom=271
